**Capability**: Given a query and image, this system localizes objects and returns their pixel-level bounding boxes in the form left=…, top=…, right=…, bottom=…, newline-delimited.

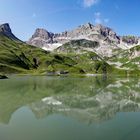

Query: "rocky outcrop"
left=28, top=23, right=140, bottom=56
left=121, top=36, right=139, bottom=45
left=0, top=23, right=20, bottom=41
left=28, top=23, right=120, bottom=46
left=0, top=75, right=8, bottom=79
left=32, top=29, right=53, bottom=40
left=28, top=28, right=52, bottom=48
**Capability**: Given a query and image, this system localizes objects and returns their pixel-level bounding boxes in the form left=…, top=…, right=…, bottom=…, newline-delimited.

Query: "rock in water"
left=0, top=75, right=8, bottom=79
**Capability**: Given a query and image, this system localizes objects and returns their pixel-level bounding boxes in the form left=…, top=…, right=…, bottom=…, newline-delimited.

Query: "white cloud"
left=94, top=12, right=102, bottom=24
left=94, top=12, right=110, bottom=24
left=95, top=18, right=102, bottom=24
left=32, top=13, right=37, bottom=18
left=94, top=12, right=101, bottom=17
left=104, top=18, right=110, bottom=23
left=83, top=0, right=99, bottom=8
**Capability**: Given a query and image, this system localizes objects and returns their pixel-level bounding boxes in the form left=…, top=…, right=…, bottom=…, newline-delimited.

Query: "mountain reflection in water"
left=0, top=76, right=140, bottom=140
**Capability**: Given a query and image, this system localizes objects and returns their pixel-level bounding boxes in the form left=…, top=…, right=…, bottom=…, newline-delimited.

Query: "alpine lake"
left=0, top=75, right=140, bottom=140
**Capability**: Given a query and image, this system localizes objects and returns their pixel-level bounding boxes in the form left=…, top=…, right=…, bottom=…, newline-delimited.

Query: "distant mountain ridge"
left=27, top=23, right=140, bottom=56
left=0, top=23, right=118, bottom=75
left=0, top=22, right=140, bottom=75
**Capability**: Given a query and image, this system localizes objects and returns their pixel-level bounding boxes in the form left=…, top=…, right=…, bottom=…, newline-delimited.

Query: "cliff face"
left=1, top=22, right=140, bottom=74
left=27, top=23, right=140, bottom=56
left=28, top=23, right=120, bottom=45
left=0, top=23, right=20, bottom=41
left=0, top=23, right=49, bottom=73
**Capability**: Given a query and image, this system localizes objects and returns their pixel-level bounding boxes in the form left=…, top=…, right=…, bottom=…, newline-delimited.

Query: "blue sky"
left=0, top=0, right=139, bottom=40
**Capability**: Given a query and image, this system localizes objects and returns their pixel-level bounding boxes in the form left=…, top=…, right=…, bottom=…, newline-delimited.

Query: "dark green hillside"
left=46, top=52, right=112, bottom=74
left=0, top=34, right=48, bottom=73
left=0, top=34, right=125, bottom=75
left=55, top=39, right=99, bottom=53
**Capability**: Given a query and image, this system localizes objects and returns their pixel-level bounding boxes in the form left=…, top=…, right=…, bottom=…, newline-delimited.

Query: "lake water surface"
left=0, top=76, right=140, bottom=140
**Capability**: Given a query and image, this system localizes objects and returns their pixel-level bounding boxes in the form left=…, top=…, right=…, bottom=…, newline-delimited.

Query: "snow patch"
left=42, top=43, right=62, bottom=51
left=42, top=97, right=62, bottom=105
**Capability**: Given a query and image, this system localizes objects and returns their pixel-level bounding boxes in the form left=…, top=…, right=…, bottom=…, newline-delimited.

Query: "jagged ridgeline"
left=0, top=23, right=50, bottom=73
left=27, top=22, right=140, bottom=75
left=0, top=23, right=116, bottom=74
left=0, top=23, right=140, bottom=75
left=28, top=23, right=140, bottom=57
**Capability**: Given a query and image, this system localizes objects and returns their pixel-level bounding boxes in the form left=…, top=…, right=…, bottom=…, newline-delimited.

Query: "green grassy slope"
left=0, top=34, right=48, bottom=74
left=107, top=45, right=140, bottom=69
left=0, top=35, right=128, bottom=75
left=106, top=45, right=140, bottom=75
left=55, top=39, right=99, bottom=53
left=0, top=35, right=117, bottom=75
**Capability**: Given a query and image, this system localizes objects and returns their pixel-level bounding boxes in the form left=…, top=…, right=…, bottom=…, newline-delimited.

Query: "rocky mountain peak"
left=27, top=22, right=140, bottom=55
left=0, top=23, right=12, bottom=34
left=94, top=24, right=120, bottom=43
left=28, top=28, right=55, bottom=47
left=81, top=22, right=94, bottom=29
left=32, top=28, right=53, bottom=40
left=95, top=24, right=115, bottom=36
left=0, top=23, right=20, bottom=41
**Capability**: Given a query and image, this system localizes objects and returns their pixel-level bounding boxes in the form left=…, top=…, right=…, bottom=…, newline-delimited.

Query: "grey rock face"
left=121, top=36, right=139, bottom=45
left=28, top=28, right=57, bottom=49
left=27, top=23, right=140, bottom=56
left=52, top=23, right=120, bottom=44
left=32, top=28, right=53, bottom=41
left=0, top=23, right=12, bottom=33
left=28, top=23, right=120, bottom=47
left=95, top=24, right=120, bottom=44
left=0, top=23, right=20, bottom=41
left=28, top=28, right=54, bottom=46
